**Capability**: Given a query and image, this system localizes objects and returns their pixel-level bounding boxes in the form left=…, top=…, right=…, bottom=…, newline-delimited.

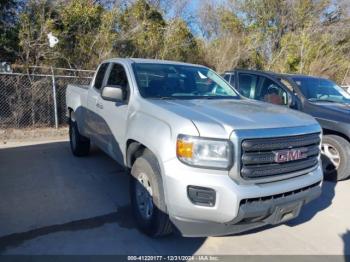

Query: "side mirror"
left=288, top=93, right=301, bottom=109
left=101, top=85, right=124, bottom=102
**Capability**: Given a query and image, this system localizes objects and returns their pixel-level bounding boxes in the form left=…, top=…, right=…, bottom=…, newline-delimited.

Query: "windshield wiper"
left=196, top=96, right=238, bottom=100
left=151, top=96, right=238, bottom=100
left=159, top=96, right=176, bottom=100
left=149, top=96, right=177, bottom=100
left=308, top=98, right=337, bottom=103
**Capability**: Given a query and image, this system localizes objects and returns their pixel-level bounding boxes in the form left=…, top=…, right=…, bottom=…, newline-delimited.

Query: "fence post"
left=51, top=66, right=59, bottom=129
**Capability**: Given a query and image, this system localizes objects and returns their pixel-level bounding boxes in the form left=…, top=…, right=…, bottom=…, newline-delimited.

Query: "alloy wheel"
left=135, top=172, right=154, bottom=220
left=321, top=143, right=341, bottom=173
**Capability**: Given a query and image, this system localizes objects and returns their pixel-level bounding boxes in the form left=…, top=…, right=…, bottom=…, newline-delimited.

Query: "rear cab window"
left=237, top=73, right=258, bottom=99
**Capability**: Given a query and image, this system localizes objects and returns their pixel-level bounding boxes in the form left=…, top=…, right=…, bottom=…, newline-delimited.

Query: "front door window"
left=259, top=77, right=288, bottom=106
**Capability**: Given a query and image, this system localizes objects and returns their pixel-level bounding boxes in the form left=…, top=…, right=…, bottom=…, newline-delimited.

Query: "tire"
left=69, top=117, right=90, bottom=157
left=130, top=150, right=172, bottom=237
left=321, top=135, right=350, bottom=181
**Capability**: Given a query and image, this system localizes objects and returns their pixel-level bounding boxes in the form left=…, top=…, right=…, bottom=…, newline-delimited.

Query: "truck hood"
left=310, top=101, right=350, bottom=125
left=149, top=99, right=318, bottom=138
left=312, top=102, right=350, bottom=116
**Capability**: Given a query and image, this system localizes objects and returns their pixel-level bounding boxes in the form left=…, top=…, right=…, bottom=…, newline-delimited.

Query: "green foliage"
left=270, top=28, right=350, bottom=81
left=56, top=0, right=115, bottom=68
left=218, top=8, right=243, bottom=35
left=161, top=19, right=200, bottom=63
left=2, top=0, right=349, bottom=83
left=201, top=0, right=349, bottom=83
left=18, top=0, right=57, bottom=65
left=0, top=0, right=19, bottom=61
left=14, top=0, right=201, bottom=68
left=116, top=0, right=166, bottom=58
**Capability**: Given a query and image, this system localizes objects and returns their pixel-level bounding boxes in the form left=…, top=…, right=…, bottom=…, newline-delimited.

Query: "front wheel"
left=130, top=150, right=172, bottom=237
left=321, top=135, right=350, bottom=181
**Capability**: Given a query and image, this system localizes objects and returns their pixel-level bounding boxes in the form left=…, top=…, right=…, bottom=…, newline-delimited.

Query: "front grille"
left=241, top=133, right=321, bottom=179
left=240, top=181, right=321, bottom=205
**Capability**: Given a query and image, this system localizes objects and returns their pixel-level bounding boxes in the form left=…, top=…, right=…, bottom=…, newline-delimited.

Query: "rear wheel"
left=321, top=135, right=350, bottom=181
left=130, top=150, right=172, bottom=237
left=69, top=115, right=90, bottom=157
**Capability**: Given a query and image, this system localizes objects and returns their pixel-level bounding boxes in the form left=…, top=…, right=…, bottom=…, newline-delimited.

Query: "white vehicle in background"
left=341, top=85, right=350, bottom=94
left=340, top=85, right=350, bottom=94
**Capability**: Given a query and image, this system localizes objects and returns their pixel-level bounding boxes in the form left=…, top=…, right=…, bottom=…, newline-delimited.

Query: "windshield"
left=292, top=77, right=350, bottom=103
left=132, top=63, right=239, bottom=99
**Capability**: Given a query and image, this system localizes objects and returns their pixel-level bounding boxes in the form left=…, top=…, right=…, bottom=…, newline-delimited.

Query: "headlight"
left=176, top=134, right=233, bottom=169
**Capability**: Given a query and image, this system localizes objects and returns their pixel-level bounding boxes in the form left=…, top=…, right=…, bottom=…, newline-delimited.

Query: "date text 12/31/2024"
left=127, top=256, right=219, bottom=261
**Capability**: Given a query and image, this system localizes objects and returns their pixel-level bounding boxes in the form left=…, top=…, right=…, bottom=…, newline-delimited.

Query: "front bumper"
left=171, top=181, right=320, bottom=237
left=162, top=159, right=323, bottom=237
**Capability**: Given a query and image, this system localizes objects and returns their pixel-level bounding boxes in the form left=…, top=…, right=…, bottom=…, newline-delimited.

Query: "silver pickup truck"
left=66, top=58, right=323, bottom=237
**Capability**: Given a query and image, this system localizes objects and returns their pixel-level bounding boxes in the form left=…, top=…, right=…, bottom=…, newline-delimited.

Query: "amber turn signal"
left=176, top=139, right=193, bottom=158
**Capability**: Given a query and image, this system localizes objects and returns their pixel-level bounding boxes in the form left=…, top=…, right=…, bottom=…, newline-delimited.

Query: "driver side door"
left=86, top=62, right=109, bottom=148
left=98, top=62, right=131, bottom=164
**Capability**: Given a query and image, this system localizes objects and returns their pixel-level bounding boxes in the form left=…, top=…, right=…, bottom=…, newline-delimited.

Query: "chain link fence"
left=0, top=66, right=94, bottom=130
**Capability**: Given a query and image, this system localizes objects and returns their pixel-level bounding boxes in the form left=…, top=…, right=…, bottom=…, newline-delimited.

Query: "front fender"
left=125, top=110, right=199, bottom=210
left=125, top=110, right=199, bottom=166
left=317, top=118, right=350, bottom=139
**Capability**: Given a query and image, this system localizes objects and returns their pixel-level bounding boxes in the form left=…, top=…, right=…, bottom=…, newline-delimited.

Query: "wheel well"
left=323, top=129, right=350, bottom=143
left=126, top=140, right=147, bottom=168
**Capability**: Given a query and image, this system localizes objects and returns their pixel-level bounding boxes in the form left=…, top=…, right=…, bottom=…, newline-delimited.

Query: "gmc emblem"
left=274, top=148, right=307, bottom=163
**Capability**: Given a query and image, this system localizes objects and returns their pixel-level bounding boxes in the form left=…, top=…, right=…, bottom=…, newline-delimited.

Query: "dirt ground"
left=0, top=127, right=68, bottom=144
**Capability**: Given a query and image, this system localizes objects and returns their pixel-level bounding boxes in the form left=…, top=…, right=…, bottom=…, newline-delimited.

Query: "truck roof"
left=103, top=58, right=205, bottom=68
left=224, top=69, right=328, bottom=80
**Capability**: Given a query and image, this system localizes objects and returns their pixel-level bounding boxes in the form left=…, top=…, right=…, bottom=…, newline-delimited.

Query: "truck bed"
left=65, top=84, right=89, bottom=122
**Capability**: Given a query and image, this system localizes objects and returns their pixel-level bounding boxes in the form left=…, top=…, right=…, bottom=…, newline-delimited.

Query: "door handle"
left=96, top=102, right=104, bottom=109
